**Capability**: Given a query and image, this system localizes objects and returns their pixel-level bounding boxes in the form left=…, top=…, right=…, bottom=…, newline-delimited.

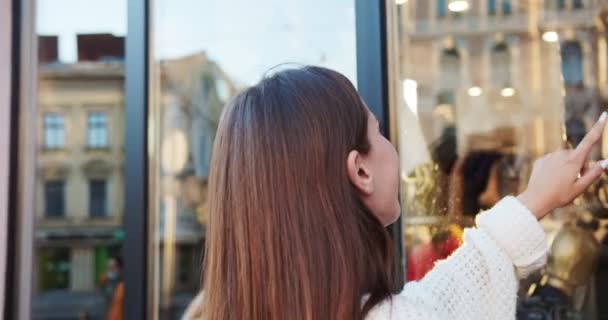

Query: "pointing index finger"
left=574, top=111, right=608, bottom=161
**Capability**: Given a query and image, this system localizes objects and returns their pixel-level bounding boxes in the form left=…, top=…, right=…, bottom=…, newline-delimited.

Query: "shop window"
left=395, top=0, right=606, bottom=318
left=38, top=248, right=70, bottom=290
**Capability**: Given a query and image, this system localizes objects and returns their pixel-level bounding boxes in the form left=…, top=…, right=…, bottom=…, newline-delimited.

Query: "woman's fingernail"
left=600, top=111, right=607, bottom=123
left=600, top=159, right=608, bottom=169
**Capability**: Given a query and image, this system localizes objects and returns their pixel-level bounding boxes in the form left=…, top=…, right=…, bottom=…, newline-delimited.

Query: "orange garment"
left=106, top=282, right=124, bottom=320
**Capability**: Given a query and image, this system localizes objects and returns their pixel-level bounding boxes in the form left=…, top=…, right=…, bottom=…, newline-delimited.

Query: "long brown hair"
left=200, top=66, right=394, bottom=320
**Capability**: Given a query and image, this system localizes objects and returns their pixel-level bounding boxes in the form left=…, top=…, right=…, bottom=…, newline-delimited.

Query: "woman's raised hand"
left=517, top=112, right=608, bottom=220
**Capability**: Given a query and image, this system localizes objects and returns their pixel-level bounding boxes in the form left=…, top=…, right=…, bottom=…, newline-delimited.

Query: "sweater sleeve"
left=367, top=196, right=549, bottom=320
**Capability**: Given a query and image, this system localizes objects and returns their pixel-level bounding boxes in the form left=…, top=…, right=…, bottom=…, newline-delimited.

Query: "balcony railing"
left=412, top=14, right=530, bottom=38
left=540, top=8, right=597, bottom=29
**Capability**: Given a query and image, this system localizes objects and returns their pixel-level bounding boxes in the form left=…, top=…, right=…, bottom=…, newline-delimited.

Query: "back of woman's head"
left=201, top=66, right=393, bottom=320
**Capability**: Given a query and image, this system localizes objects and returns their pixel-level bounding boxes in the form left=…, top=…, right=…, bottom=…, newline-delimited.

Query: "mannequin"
left=517, top=223, right=599, bottom=320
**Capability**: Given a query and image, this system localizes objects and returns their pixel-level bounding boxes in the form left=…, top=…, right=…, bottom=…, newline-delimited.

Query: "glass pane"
left=32, top=0, right=126, bottom=318
left=394, top=1, right=608, bottom=319
left=150, top=0, right=357, bottom=318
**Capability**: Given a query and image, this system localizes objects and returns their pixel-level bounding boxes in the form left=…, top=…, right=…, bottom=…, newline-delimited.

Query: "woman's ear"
left=346, top=150, right=374, bottom=195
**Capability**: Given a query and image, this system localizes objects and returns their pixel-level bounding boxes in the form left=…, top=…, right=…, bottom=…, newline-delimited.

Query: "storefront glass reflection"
left=393, top=1, right=608, bottom=318
left=150, top=1, right=357, bottom=318
left=32, top=0, right=126, bottom=318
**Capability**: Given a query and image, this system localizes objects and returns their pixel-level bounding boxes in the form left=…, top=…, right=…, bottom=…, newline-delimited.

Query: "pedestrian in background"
left=101, top=256, right=123, bottom=320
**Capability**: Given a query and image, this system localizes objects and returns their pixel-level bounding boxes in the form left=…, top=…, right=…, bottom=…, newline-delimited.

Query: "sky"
left=37, top=0, right=358, bottom=86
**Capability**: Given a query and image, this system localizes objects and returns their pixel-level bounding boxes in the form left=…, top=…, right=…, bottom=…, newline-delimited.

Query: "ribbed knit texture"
left=366, top=196, right=549, bottom=320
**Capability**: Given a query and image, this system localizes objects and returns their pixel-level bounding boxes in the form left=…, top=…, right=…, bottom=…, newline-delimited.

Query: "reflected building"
left=34, top=34, right=125, bottom=318
left=154, top=51, right=237, bottom=318
left=34, top=34, right=237, bottom=319
left=32, top=34, right=237, bottom=318
left=399, top=0, right=608, bottom=159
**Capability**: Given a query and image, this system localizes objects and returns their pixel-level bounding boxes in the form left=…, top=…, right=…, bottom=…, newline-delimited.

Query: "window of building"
left=43, top=113, right=65, bottom=149
left=501, top=0, right=511, bottom=15
left=89, top=179, right=107, bottom=217
left=558, top=0, right=566, bottom=10
left=561, top=41, right=583, bottom=87
left=439, top=47, right=461, bottom=90
left=437, top=90, right=456, bottom=106
left=488, top=0, right=497, bottom=15
left=491, top=41, right=511, bottom=88
left=437, top=0, right=447, bottom=18
left=573, top=0, right=584, bottom=9
left=489, top=0, right=512, bottom=16
left=87, top=112, right=108, bottom=148
left=45, top=180, right=65, bottom=217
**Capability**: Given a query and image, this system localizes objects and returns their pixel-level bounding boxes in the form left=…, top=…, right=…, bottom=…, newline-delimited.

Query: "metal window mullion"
left=124, top=0, right=150, bottom=318
left=355, top=0, right=405, bottom=291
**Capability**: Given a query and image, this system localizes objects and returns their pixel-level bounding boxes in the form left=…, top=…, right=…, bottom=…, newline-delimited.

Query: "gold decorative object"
left=402, top=162, right=443, bottom=217
left=577, top=171, right=608, bottom=219
left=541, top=225, right=600, bottom=297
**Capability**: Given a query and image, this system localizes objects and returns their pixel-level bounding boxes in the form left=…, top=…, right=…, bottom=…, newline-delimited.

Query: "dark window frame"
left=5, top=0, right=19, bottom=316
left=123, top=0, right=149, bottom=318
left=356, top=0, right=405, bottom=291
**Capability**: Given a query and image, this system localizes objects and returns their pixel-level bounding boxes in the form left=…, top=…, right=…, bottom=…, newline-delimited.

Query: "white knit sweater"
left=366, top=196, right=549, bottom=320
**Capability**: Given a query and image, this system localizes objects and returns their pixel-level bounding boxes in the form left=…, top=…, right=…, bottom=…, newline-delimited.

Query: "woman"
left=186, top=66, right=608, bottom=320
